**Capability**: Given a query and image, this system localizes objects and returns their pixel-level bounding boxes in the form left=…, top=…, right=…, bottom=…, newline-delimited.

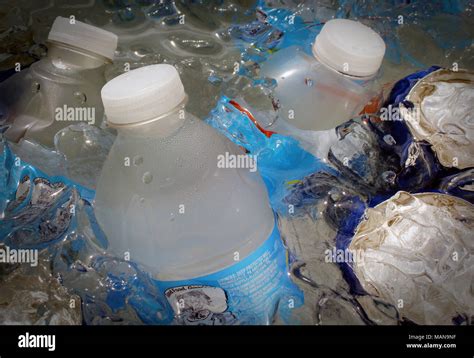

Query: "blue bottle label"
left=155, top=223, right=303, bottom=325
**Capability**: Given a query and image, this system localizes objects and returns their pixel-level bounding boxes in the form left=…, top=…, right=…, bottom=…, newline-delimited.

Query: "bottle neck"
left=115, top=107, right=188, bottom=138
left=47, top=41, right=110, bottom=70
left=311, top=47, right=378, bottom=82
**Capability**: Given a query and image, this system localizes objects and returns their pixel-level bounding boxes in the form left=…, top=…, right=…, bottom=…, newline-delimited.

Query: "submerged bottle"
left=0, top=16, right=118, bottom=148
left=95, top=64, right=298, bottom=324
left=260, top=19, right=386, bottom=131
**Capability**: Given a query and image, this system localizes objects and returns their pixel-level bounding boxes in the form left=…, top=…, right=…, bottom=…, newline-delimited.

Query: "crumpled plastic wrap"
left=349, top=191, right=474, bottom=325
left=401, top=69, right=474, bottom=169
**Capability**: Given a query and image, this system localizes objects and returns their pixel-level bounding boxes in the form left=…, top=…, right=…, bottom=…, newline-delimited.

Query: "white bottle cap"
left=312, top=19, right=386, bottom=78
left=101, top=64, right=186, bottom=126
left=48, top=16, right=118, bottom=61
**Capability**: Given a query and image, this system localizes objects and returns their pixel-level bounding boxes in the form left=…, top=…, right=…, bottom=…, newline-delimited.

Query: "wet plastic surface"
left=0, top=1, right=473, bottom=325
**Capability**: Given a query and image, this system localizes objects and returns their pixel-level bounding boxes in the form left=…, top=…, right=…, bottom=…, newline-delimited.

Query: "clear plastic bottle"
left=0, top=16, right=118, bottom=148
left=94, top=64, right=296, bottom=324
left=95, top=63, right=275, bottom=278
left=260, top=19, right=386, bottom=132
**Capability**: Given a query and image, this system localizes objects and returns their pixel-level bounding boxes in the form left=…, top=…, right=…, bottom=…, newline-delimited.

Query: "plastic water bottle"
left=0, top=16, right=118, bottom=148
left=260, top=19, right=386, bottom=131
left=94, top=64, right=298, bottom=324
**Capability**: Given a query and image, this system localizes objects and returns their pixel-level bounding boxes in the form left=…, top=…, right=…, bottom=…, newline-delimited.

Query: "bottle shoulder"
left=22, top=56, right=106, bottom=86
left=260, top=46, right=316, bottom=78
